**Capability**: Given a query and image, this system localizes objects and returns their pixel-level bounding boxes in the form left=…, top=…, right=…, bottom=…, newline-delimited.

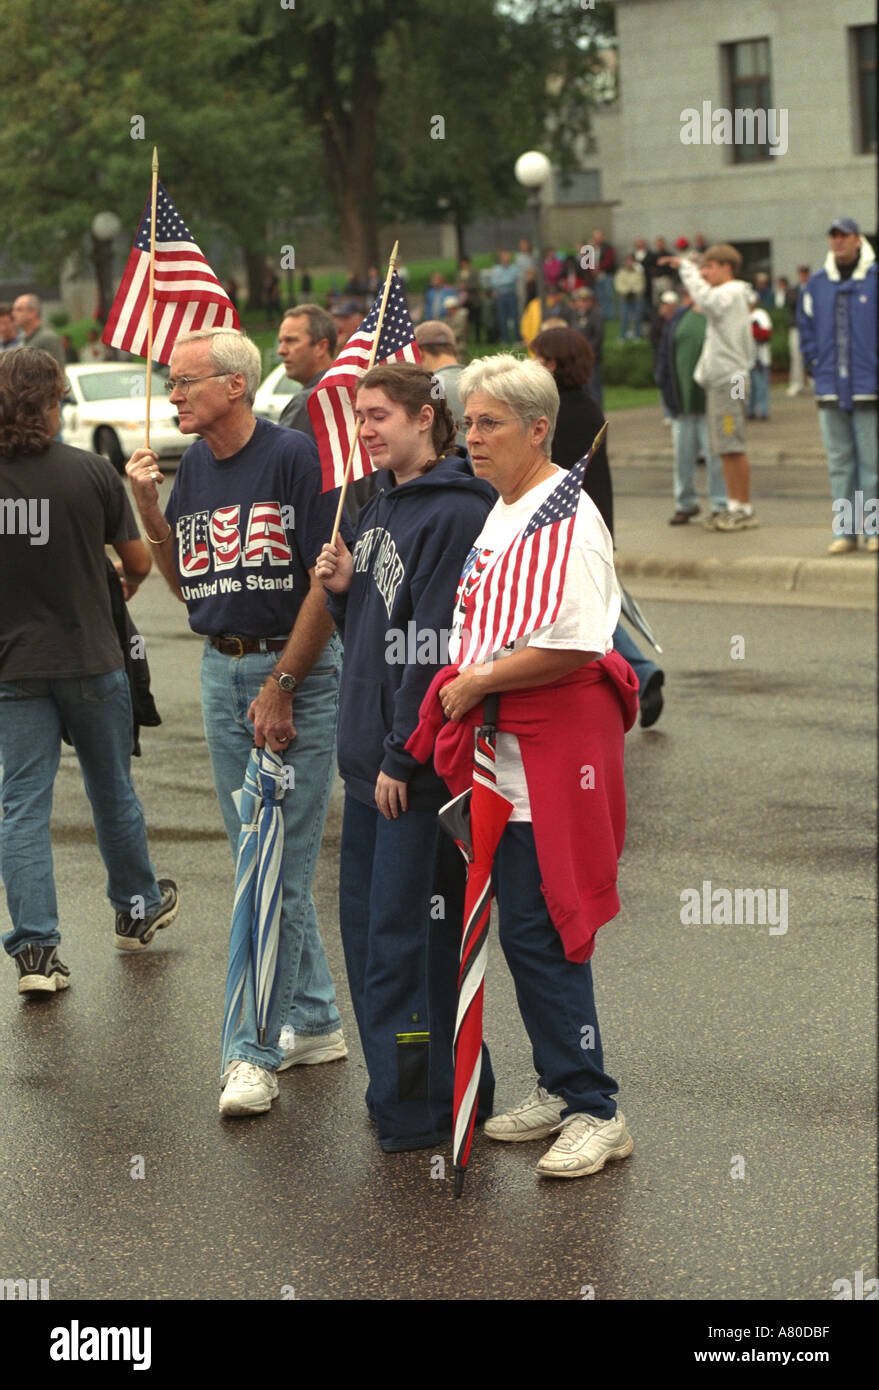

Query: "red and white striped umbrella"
left=443, top=707, right=513, bottom=1197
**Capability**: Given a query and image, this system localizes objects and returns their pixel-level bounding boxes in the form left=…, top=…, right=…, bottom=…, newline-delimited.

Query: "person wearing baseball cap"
left=798, top=218, right=877, bottom=553
left=331, top=300, right=363, bottom=350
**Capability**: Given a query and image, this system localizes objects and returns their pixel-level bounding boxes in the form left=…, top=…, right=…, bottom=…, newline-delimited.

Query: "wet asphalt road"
left=0, top=578, right=875, bottom=1304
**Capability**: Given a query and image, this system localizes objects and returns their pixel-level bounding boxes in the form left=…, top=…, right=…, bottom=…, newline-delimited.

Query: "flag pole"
left=329, top=239, right=400, bottom=544
left=143, top=146, right=159, bottom=452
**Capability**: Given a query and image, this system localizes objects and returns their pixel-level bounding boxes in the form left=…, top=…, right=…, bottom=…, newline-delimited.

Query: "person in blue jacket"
left=316, top=362, right=496, bottom=1152
left=798, top=218, right=877, bottom=554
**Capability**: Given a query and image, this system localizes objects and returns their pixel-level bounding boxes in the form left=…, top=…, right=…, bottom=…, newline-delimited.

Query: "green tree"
left=0, top=0, right=297, bottom=307
left=377, top=0, right=616, bottom=258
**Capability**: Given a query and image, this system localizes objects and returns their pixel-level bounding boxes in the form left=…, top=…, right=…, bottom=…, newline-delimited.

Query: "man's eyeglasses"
left=164, top=372, right=229, bottom=395
left=459, top=414, right=517, bottom=435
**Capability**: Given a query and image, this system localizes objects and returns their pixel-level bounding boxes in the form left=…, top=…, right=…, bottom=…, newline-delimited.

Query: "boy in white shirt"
left=660, top=244, right=757, bottom=530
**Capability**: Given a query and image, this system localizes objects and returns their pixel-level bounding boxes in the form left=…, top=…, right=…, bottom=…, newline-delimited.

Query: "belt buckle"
left=224, top=634, right=245, bottom=658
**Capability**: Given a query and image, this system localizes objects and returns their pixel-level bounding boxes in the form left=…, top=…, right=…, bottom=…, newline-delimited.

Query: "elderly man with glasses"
left=126, top=327, right=350, bottom=1117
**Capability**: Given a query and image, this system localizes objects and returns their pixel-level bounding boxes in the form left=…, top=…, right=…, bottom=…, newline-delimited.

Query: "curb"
left=612, top=449, right=828, bottom=469
left=616, top=553, right=877, bottom=604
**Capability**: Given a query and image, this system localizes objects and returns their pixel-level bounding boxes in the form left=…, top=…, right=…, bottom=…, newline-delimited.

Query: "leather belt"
left=209, top=635, right=287, bottom=657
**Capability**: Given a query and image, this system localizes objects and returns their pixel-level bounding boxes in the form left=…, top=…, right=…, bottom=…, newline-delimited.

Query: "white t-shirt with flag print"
left=448, top=466, right=621, bottom=820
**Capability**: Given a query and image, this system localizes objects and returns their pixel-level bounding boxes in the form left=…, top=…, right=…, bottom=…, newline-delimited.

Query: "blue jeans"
left=819, top=407, right=878, bottom=536
left=0, top=669, right=163, bottom=956
left=596, top=274, right=615, bottom=321
left=493, top=824, right=618, bottom=1120
left=748, top=363, right=770, bottom=418
left=672, top=414, right=728, bottom=513
left=339, top=792, right=494, bottom=1151
left=613, top=621, right=659, bottom=698
left=200, top=638, right=342, bottom=1071
left=619, top=297, right=644, bottom=339
left=495, top=292, right=519, bottom=344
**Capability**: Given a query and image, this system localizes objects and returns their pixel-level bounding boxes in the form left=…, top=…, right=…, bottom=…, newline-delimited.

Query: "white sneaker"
left=219, top=1061, right=279, bottom=1116
left=536, top=1110, right=634, bottom=1178
left=277, top=1029, right=348, bottom=1072
left=484, top=1084, right=566, bottom=1142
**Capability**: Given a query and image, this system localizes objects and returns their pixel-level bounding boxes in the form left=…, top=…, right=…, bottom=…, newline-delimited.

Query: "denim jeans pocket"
left=396, top=1033, right=430, bottom=1101
left=79, top=669, right=126, bottom=702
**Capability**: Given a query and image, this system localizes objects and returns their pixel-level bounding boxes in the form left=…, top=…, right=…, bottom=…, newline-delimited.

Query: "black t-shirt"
left=0, top=442, right=136, bottom=679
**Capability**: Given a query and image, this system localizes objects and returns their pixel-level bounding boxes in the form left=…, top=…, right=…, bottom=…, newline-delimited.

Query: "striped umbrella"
left=220, top=745, right=286, bottom=1076
left=443, top=698, right=513, bottom=1197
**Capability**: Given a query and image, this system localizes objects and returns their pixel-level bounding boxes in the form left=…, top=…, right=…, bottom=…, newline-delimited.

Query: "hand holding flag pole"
left=329, top=240, right=399, bottom=545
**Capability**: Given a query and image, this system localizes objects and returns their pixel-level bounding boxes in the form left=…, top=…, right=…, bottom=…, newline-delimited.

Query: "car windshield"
left=275, top=376, right=300, bottom=396
left=77, top=370, right=149, bottom=403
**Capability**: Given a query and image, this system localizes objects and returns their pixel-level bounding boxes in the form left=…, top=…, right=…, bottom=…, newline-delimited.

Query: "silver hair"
left=458, top=353, right=559, bottom=436
left=174, top=327, right=261, bottom=405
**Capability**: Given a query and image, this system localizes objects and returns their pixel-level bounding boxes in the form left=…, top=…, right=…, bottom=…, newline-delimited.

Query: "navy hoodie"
left=327, top=454, right=495, bottom=810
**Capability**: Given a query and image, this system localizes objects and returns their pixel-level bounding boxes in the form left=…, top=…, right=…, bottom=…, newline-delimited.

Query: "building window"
left=725, top=39, right=772, bottom=164
left=554, top=170, right=603, bottom=207
left=853, top=26, right=877, bottom=153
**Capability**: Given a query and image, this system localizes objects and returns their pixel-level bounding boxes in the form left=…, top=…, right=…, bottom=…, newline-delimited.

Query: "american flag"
left=456, top=434, right=604, bottom=669
left=307, top=271, right=420, bottom=493
left=102, top=182, right=239, bottom=364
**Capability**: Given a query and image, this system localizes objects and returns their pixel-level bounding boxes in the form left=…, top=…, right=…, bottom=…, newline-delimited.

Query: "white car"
left=253, top=363, right=303, bottom=424
left=60, top=364, right=182, bottom=473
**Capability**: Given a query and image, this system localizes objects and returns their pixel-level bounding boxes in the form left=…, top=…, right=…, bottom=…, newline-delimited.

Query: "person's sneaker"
left=702, top=510, right=727, bottom=530
left=277, top=1029, right=348, bottom=1072
left=484, top=1084, right=566, bottom=1142
left=219, top=1061, right=279, bottom=1116
left=536, top=1110, right=634, bottom=1178
left=867, top=537, right=879, bottom=554
left=114, top=879, right=179, bottom=951
left=15, top=945, right=71, bottom=995
left=828, top=537, right=858, bottom=555
left=668, top=506, right=700, bottom=525
left=716, top=508, right=758, bottom=531
left=639, top=669, right=664, bottom=729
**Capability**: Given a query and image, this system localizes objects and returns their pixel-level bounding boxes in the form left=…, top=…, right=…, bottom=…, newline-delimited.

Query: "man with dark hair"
left=277, top=304, right=337, bottom=435
left=799, top=218, right=877, bottom=554
left=279, top=303, right=376, bottom=519
left=0, top=349, right=178, bottom=995
left=414, top=320, right=465, bottom=446
left=0, top=303, right=18, bottom=351
left=11, top=295, right=66, bottom=367
left=571, top=287, right=604, bottom=409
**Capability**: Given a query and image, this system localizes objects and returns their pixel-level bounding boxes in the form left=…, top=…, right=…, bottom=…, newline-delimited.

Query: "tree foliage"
left=0, top=0, right=616, bottom=286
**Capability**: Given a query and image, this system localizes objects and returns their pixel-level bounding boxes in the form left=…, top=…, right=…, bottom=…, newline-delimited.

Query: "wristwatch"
left=271, top=671, right=298, bottom=693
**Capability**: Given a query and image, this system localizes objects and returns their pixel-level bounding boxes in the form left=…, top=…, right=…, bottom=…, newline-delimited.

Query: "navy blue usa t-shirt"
left=163, top=418, right=347, bottom=636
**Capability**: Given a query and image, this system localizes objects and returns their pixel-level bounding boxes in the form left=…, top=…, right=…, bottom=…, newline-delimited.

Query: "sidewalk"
left=607, top=391, right=876, bottom=607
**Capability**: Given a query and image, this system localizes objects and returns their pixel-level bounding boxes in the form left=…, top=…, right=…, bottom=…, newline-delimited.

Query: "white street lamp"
left=515, top=152, right=552, bottom=317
